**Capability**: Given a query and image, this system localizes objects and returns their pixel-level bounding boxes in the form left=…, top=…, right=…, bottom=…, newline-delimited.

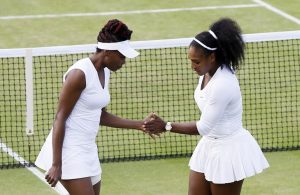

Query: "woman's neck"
left=208, top=64, right=219, bottom=77
left=89, top=53, right=105, bottom=72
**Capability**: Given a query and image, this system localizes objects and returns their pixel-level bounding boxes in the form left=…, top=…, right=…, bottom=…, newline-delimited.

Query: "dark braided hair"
left=190, top=18, right=245, bottom=71
left=96, top=19, right=133, bottom=52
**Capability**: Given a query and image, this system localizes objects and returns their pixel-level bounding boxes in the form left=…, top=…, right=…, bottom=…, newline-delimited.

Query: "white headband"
left=193, top=38, right=217, bottom=51
left=97, top=40, right=139, bottom=58
left=208, top=30, right=218, bottom=40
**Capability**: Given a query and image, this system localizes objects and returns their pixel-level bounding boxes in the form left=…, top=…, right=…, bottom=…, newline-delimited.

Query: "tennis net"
left=1, top=30, right=300, bottom=168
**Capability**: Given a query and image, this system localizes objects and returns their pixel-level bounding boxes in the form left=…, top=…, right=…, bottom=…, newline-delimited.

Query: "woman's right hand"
left=143, top=113, right=166, bottom=134
left=45, top=165, right=62, bottom=187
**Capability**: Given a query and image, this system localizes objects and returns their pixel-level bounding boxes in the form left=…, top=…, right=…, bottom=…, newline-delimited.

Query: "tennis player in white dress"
left=144, top=18, right=269, bottom=195
left=35, top=19, right=153, bottom=195
left=36, top=58, right=111, bottom=184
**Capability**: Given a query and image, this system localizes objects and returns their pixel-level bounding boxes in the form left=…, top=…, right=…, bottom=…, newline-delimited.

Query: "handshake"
left=141, top=112, right=170, bottom=138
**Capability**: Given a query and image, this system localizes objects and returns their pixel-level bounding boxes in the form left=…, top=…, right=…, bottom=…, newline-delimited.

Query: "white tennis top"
left=35, top=58, right=110, bottom=179
left=194, top=66, right=243, bottom=138
left=62, top=58, right=111, bottom=146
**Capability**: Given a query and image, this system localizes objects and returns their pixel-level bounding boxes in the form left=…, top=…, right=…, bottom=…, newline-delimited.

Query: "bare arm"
left=46, top=69, right=85, bottom=187
left=143, top=114, right=199, bottom=135
left=168, top=122, right=199, bottom=135
left=100, top=108, right=144, bottom=131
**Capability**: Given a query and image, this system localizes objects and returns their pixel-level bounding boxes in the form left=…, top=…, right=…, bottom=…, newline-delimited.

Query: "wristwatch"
left=165, top=122, right=172, bottom=131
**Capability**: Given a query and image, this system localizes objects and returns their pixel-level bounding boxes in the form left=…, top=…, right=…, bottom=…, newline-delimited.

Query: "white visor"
left=97, top=40, right=139, bottom=58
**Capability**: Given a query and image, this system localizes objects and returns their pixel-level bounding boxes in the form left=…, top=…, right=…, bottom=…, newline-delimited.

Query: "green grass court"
left=1, top=0, right=300, bottom=194
left=1, top=151, right=300, bottom=194
left=0, top=0, right=299, bottom=48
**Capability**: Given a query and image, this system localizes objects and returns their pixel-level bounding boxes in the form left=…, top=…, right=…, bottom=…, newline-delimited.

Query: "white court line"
left=253, top=0, right=300, bottom=25
left=0, top=140, right=69, bottom=195
left=0, top=4, right=261, bottom=20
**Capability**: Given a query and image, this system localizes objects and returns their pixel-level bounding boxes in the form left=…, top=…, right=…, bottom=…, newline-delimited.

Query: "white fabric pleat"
left=189, top=130, right=269, bottom=184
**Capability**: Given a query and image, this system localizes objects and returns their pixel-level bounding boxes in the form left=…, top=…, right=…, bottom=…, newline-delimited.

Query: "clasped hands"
left=142, top=112, right=167, bottom=138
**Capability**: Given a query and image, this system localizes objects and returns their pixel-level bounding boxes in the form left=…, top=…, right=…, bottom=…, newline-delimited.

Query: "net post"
left=25, top=49, right=34, bottom=136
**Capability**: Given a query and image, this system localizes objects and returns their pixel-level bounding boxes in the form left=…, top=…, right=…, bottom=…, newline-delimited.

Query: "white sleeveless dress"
left=35, top=58, right=110, bottom=180
left=189, top=66, right=269, bottom=184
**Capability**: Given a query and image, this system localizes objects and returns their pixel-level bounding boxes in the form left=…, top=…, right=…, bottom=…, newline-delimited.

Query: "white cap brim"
left=97, top=40, right=139, bottom=58
left=118, top=41, right=139, bottom=58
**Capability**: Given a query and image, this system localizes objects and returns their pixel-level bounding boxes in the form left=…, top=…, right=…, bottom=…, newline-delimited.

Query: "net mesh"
left=1, top=31, right=300, bottom=168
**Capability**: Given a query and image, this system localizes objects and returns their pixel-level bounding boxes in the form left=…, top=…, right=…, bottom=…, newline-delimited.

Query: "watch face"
left=165, top=122, right=172, bottom=131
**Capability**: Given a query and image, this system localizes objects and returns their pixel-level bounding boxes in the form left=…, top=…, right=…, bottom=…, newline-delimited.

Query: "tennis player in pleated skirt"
left=143, top=18, right=269, bottom=195
left=189, top=129, right=269, bottom=184
left=187, top=64, right=269, bottom=186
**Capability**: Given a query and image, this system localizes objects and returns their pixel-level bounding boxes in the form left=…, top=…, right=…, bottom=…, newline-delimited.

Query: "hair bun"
left=98, top=19, right=132, bottom=42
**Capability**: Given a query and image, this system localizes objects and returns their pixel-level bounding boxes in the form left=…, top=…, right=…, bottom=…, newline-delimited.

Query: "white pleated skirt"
left=35, top=130, right=102, bottom=180
left=189, top=129, right=269, bottom=184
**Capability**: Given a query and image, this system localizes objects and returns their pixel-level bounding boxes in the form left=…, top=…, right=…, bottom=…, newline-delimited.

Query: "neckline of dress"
left=88, top=57, right=106, bottom=90
left=200, top=66, right=221, bottom=91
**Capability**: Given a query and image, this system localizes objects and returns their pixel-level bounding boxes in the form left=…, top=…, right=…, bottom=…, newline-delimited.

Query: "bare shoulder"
left=64, top=69, right=86, bottom=90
